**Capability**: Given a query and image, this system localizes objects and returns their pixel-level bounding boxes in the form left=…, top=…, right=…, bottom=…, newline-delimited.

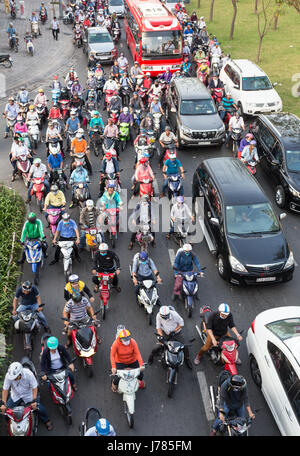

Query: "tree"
left=255, top=0, right=275, bottom=62
left=283, top=0, right=300, bottom=13
left=209, top=0, right=215, bottom=21
left=254, top=0, right=259, bottom=12
left=229, top=0, right=238, bottom=40
left=197, top=0, right=201, bottom=8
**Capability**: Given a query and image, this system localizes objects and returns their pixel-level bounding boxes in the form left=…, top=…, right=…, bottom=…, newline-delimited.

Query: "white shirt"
left=198, top=19, right=206, bottom=30
left=12, top=144, right=30, bottom=159
left=211, top=46, right=222, bottom=57
left=229, top=117, right=245, bottom=130
left=103, top=80, right=118, bottom=92
left=46, top=127, right=60, bottom=139
left=156, top=309, right=184, bottom=335
left=29, top=163, right=47, bottom=178
left=3, top=368, right=38, bottom=404
left=171, top=203, right=192, bottom=221
left=118, top=56, right=128, bottom=68
left=105, top=159, right=115, bottom=174
left=51, top=19, right=59, bottom=30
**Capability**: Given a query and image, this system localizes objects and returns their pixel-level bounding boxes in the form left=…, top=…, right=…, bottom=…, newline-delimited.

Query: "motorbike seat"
left=0, top=54, right=10, bottom=59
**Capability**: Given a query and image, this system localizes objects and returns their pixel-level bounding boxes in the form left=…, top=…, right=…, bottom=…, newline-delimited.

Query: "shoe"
left=194, top=354, right=201, bottom=365
left=111, top=383, right=118, bottom=393
left=72, top=384, right=78, bottom=392
left=209, top=429, right=217, bottom=436
left=236, top=358, right=242, bottom=365
left=148, top=354, right=154, bottom=365
left=115, top=286, right=121, bottom=292
left=49, top=259, right=58, bottom=265
left=11, top=175, right=15, bottom=182
left=151, top=240, right=156, bottom=247
left=185, top=358, right=193, bottom=369
left=69, top=202, right=75, bottom=208
left=3, top=133, right=8, bottom=138
left=138, top=380, right=146, bottom=389
left=171, top=294, right=177, bottom=302
left=45, top=421, right=53, bottom=431
left=97, top=336, right=102, bottom=344
left=25, top=199, right=30, bottom=204
left=166, top=233, right=170, bottom=240
left=128, top=242, right=133, bottom=250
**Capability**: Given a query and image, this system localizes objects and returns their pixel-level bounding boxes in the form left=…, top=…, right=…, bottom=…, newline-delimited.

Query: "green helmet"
left=93, top=110, right=99, bottom=116
left=47, top=336, right=58, bottom=350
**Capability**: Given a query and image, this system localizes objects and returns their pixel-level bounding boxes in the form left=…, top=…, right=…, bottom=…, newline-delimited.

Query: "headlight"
left=229, top=255, right=247, bottom=273
left=284, top=251, right=294, bottom=270
left=182, top=126, right=192, bottom=135
left=289, top=184, right=300, bottom=199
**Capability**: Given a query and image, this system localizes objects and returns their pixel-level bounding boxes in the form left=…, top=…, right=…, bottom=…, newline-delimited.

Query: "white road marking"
left=168, top=248, right=176, bottom=266
left=198, top=217, right=216, bottom=253
left=196, top=371, right=215, bottom=422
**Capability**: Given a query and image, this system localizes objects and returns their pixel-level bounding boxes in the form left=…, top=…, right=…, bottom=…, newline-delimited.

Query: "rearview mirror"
left=171, top=107, right=176, bottom=113
left=210, top=217, right=219, bottom=226
left=233, top=84, right=239, bottom=90
left=279, top=213, right=287, bottom=220
left=271, top=159, right=280, bottom=167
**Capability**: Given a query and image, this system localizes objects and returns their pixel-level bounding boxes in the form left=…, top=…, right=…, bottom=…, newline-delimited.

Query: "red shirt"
left=110, top=338, right=143, bottom=369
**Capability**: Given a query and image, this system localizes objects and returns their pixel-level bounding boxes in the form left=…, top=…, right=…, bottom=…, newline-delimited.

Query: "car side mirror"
left=210, top=217, right=219, bottom=226
left=272, top=82, right=278, bottom=87
left=279, top=213, right=287, bottom=220
left=171, top=107, right=176, bottom=113
left=271, top=159, right=280, bottom=167
left=233, top=84, right=239, bottom=90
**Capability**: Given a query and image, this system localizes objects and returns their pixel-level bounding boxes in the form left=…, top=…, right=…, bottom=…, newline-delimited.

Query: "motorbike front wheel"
left=124, top=402, right=134, bottom=428
left=100, top=302, right=106, bottom=321
left=147, top=313, right=152, bottom=325
left=167, top=381, right=175, bottom=398
left=185, top=297, right=192, bottom=318
left=4, top=59, right=12, bottom=68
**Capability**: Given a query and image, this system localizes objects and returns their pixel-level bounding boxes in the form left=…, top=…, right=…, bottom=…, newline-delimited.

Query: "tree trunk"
left=209, top=0, right=215, bottom=22
left=197, top=0, right=200, bottom=8
left=273, top=10, right=279, bottom=29
left=256, top=36, right=263, bottom=62
left=254, top=0, right=259, bottom=13
left=229, top=0, right=238, bottom=40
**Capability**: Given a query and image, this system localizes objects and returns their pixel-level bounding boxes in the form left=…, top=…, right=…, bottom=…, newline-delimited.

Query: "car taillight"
left=112, top=47, right=117, bottom=57
left=251, top=319, right=255, bottom=333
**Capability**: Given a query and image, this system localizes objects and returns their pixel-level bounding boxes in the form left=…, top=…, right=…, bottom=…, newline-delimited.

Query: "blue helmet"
left=95, top=418, right=110, bottom=435
left=139, top=251, right=148, bottom=261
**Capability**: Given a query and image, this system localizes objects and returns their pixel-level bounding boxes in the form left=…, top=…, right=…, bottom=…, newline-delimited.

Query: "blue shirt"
left=164, top=158, right=182, bottom=175
left=57, top=219, right=78, bottom=238
left=173, top=249, right=201, bottom=273
left=70, top=167, right=88, bottom=183
left=48, top=153, right=63, bottom=169
left=7, top=27, right=16, bottom=36
left=66, top=117, right=80, bottom=132
left=150, top=102, right=161, bottom=113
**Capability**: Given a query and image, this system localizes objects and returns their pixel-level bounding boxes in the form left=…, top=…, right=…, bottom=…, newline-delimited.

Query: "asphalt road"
left=0, top=18, right=295, bottom=437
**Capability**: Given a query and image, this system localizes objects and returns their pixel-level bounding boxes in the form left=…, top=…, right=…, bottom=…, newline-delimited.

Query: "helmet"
left=139, top=251, right=148, bottom=261
left=245, top=133, right=253, bottom=139
left=177, top=196, right=184, bottom=203
left=69, top=274, right=79, bottom=283
left=17, top=115, right=23, bottom=121
left=218, top=303, right=230, bottom=315
left=22, top=280, right=32, bottom=291
left=93, top=110, right=99, bottom=116
left=95, top=418, right=110, bottom=436
left=146, top=72, right=151, bottom=76
left=72, top=293, right=82, bottom=303
left=78, top=128, right=84, bottom=135
left=29, top=105, right=35, bottom=110
left=182, top=243, right=192, bottom=252
left=86, top=199, right=94, bottom=209
left=51, top=183, right=59, bottom=193
left=139, top=157, right=148, bottom=164
left=70, top=109, right=77, bottom=116
left=250, top=140, right=257, bottom=145
left=99, top=242, right=108, bottom=252
left=105, top=152, right=112, bottom=160
left=33, top=157, right=41, bottom=164
left=47, top=336, right=59, bottom=350
left=169, top=153, right=176, bottom=159
left=159, top=306, right=170, bottom=319
left=118, top=328, right=131, bottom=341
left=62, top=213, right=70, bottom=221
left=76, top=132, right=83, bottom=138
left=7, top=362, right=23, bottom=381
left=107, top=182, right=115, bottom=189
left=123, top=107, right=128, bottom=113
left=230, top=375, right=247, bottom=391
left=27, top=212, right=36, bottom=223
left=53, top=75, right=58, bottom=80
left=38, top=88, right=44, bottom=93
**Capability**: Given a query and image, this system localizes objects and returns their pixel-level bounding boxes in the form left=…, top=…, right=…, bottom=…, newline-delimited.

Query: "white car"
left=162, top=0, right=185, bottom=14
left=219, top=59, right=282, bottom=115
left=108, top=0, right=124, bottom=17
left=246, top=306, right=300, bottom=436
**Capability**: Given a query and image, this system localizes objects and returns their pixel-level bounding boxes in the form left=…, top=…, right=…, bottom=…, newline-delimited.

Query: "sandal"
left=45, top=420, right=53, bottom=431
left=72, top=384, right=78, bottom=392
left=97, top=336, right=102, bottom=344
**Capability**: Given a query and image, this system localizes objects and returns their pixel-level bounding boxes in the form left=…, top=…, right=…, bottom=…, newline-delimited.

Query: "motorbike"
left=132, top=108, right=142, bottom=131
left=72, top=182, right=90, bottom=210
left=79, top=407, right=102, bottom=435
left=211, top=55, right=221, bottom=76
left=21, top=132, right=33, bottom=152
left=63, top=10, right=74, bottom=24
left=30, top=176, right=47, bottom=212
left=2, top=357, right=39, bottom=436
left=110, top=109, right=119, bottom=124
left=103, top=207, right=119, bottom=248
left=18, top=101, right=29, bottom=119
left=51, top=167, right=66, bottom=192
left=138, top=178, right=154, bottom=199
left=46, top=207, right=62, bottom=237
left=112, top=25, right=121, bottom=44
left=62, top=311, right=100, bottom=377
left=74, top=28, right=83, bottom=48
left=231, top=127, right=243, bottom=157
left=36, top=104, right=47, bottom=128
left=196, top=305, right=242, bottom=374
left=51, top=88, right=61, bottom=105
left=57, top=239, right=74, bottom=281
left=134, top=223, right=154, bottom=252
left=40, top=334, right=76, bottom=425
left=16, top=154, right=31, bottom=187
left=9, top=34, right=18, bottom=53
left=138, top=86, right=148, bottom=107
left=31, top=21, right=39, bottom=39
left=71, top=152, right=88, bottom=172
left=135, top=144, right=152, bottom=164
left=67, top=129, right=77, bottom=151
left=94, top=272, right=115, bottom=320
left=6, top=115, right=17, bottom=137
left=102, top=137, right=118, bottom=159
left=118, top=122, right=130, bottom=151
left=10, top=4, right=16, bottom=19
left=58, top=99, right=70, bottom=121
left=177, top=271, right=205, bottom=318
left=211, top=87, right=223, bottom=107
left=104, top=89, right=115, bottom=110
left=89, top=125, right=103, bottom=157
left=95, top=76, right=105, bottom=101
left=84, top=227, right=103, bottom=259
left=25, top=37, right=34, bottom=56
left=130, top=264, right=160, bottom=325
left=27, top=119, right=40, bottom=148
left=152, top=112, right=162, bottom=138
left=101, top=172, right=121, bottom=196
left=23, top=239, right=44, bottom=285
left=0, top=54, right=13, bottom=68
left=120, top=85, right=130, bottom=106
left=14, top=305, right=45, bottom=358
left=167, top=173, right=183, bottom=200
left=171, top=216, right=192, bottom=247
left=40, top=10, right=47, bottom=24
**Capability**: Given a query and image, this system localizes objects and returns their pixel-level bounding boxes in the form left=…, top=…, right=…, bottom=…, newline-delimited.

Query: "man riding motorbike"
left=79, top=199, right=103, bottom=249
left=99, top=152, right=120, bottom=197
left=50, top=212, right=81, bottom=264
left=132, top=157, right=155, bottom=196
left=92, top=242, right=121, bottom=292
left=128, top=194, right=156, bottom=249
left=132, top=251, right=162, bottom=295
left=172, top=243, right=203, bottom=300
left=18, top=212, right=48, bottom=263
left=166, top=196, right=194, bottom=239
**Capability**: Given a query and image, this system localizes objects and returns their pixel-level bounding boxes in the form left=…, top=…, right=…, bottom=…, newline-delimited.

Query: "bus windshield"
left=141, top=30, right=182, bottom=58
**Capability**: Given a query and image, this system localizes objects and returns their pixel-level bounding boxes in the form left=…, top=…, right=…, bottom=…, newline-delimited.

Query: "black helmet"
left=71, top=293, right=82, bottom=303
left=22, top=280, right=32, bottom=292
left=230, top=375, right=246, bottom=391
left=27, top=212, right=36, bottom=224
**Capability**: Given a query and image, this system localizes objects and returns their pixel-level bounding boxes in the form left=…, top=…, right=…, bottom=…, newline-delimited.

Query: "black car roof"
left=259, top=113, right=300, bottom=149
left=201, top=157, right=268, bottom=206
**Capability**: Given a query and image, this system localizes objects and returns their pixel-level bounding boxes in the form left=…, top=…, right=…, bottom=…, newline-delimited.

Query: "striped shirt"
left=64, top=296, right=91, bottom=321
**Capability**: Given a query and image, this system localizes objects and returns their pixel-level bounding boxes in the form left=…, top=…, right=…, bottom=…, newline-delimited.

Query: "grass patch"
left=187, top=0, right=300, bottom=116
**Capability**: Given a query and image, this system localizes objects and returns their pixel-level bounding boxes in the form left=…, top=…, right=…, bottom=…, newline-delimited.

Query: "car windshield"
left=180, top=99, right=216, bottom=115
left=109, top=0, right=123, bottom=5
left=286, top=150, right=300, bottom=172
left=88, top=32, right=112, bottom=44
left=266, top=318, right=300, bottom=340
left=226, top=202, right=280, bottom=235
left=242, top=76, right=273, bottom=91
left=142, top=30, right=182, bottom=58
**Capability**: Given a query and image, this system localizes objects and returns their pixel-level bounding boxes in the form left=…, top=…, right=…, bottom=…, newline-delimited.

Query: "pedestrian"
left=5, top=0, right=10, bottom=14
left=51, top=16, right=60, bottom=40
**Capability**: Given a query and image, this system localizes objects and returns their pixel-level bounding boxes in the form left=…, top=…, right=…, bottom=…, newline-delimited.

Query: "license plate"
left=198, top=141, right=211, bottom=145
left=256, top=277, right=276, bottom=282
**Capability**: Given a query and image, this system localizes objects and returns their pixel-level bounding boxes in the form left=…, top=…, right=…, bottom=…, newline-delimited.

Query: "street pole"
left=59, top=0, right=63, bottom=19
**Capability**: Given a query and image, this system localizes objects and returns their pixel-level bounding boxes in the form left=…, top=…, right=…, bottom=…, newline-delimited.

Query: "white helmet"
left=218, top=303, right=230, bottom=315
left=123, top=107, right=128, bottom=113
left=99, top=242, right=108, bottom=252
left=182, top=243, right=192, bottom=252
left=159, top=305, right=170, bottom=319
left=78, top=128, right=84, bottom=134
left=86, top=199, right=94, bottom=209
left=7, top=362, right=23, bottom=380
left=76, top=132, right=82, bottom=138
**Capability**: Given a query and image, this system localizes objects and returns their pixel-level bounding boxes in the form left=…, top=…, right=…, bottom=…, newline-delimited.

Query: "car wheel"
left=250, top=356, right=262, bottom=388
left=275, top=185, right=286, bottom=208
left=217, top=254, right=231, bottom=282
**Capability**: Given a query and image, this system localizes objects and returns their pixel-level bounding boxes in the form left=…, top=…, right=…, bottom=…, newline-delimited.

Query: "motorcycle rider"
left=16, top=86, right=29, bottom=105
left=208, top=74, right=224, bottom=92
left=129, top=91, right=143, bottom=114
left=140, top=112, right=155, bottom=132
left=117, top=52, right=129, bottom=72
left=7, top=22, right=18, bottom=47
left=18, top=212, right=48, bottom=263
left=99, top=151, right=120, bottom=197
left=69, top=162, right=90, bottom=208
left=142, top=72, right=152, bottom=92
left=128, top=194, right=156, bottom=249
left=132, top=251, right=162, bottom=295
left=71, top=131, right=92, bottom=174
left=64, top=274, right=94, bottom=302
left=10, top=135, right=32, bottom=180
left=14, top=115, right=28, bottom=134
left=240, top=140, right=259, bottom=166
left=45, top=121, right=63, bottom=155
left=30, top=11, right=41, bottom=35
left=103, top=77, right=119, bottom=105
left=226, top=110, right=245, bottom=147
left=132, top=156, right=155, bottom=196
left=89, top=110, right=104, bottom=135
left=1, top=361, right=53, bottom=431
left=43, top=184, right=66, bottom=225
left=48, top=102, right=63, bottom=121
left=92, top=242, right=121, bottom=292
left=159, top=68, right=172, bottom=84
left=147, top=79, right=162, bottom=101
left=118, top=106, right=133, bottom=141
left=148, top=305, right=193, bottom=369
left=65, top=66, right=78, bottom=85
left=26, top=158, right=50, bottom=203
left=26, top=104, right=40, bottom=124
left=71, top=77, right=83, bottom=99
left=158, top=126, right=178, bottom=167
left=167, top=195, right=194, bottom=239
left=110, top=329, right=145, bottom=392
left=107, top=91, right=122, bottom=118
left=237, top=132, right=254, bottom=158
left=70, top=92, right=84, bottom=120
left=65, top=109, right=80, bottom=145
left=210, top=375, right=255, bottom=436
left=99, top=182, right=123, bottom=215
left=50, top=212, right=81, bottom=264
left=130, top=62, right=144, bottom=89
left=39, top=2, right=48, bottom=20
left=79, top=199, right=103, bottom=249
left=3, top=96, right=19, bottom=138
left=34, top=88, right=48, bottom=117
left=219, top=92, right=238, bottom=121
left=161, top=153, right=184, bottom=197
left=40, top=336, right=77, bottom=390
left=12, top=280, right=50, bottom=331
left=85, top=418, right=116, bottom=436
left=172, top=243, right=203, bottom=300
left=63, top=293, right=99, bottom=348
left=111, top=59, right=121, bottom=80
left=194, top=303, right=243, bottom=365
left=181, top=56, right=191, bottom=76
left=103, top=117, right=120, bottom=155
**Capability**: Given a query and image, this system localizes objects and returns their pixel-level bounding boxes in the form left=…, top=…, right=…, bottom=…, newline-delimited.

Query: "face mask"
left=219, top=313, right=228, bottom=319
left=121, top=340, right=130, bottom=346
left=184, top=252, right=190, bottom=256
left=100, top=252, right=107, bottom=256
left=63, top=221, right=69, bottom=225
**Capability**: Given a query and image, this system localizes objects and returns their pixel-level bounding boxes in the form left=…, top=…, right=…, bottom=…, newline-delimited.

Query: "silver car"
left=83, top=27, right=117, bottom=63
left=108, top=0, right=124, bottom=17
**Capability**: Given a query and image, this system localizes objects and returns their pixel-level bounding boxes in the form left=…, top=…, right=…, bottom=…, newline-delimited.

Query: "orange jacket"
left=71, top=137, right=87, bottom=154
left=110, top=337, right=143, bottom=369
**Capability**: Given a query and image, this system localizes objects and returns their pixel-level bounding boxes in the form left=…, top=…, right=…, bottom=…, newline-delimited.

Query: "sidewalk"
left=0, top=0, right=77, bottom=97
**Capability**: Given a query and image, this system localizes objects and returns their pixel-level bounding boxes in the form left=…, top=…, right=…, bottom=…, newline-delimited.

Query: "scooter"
left=0, top=54, right=13, bottom=68
left=74, top=28, right=83, bottom=48
left=138, top=178, right=154, bottom=199
left=25, top=37, right=34, bottom=56
left=62, top=311, right=100, bottom=377
left=104, top=89, right=115, bottom=110
left=178, top=271, right=204, bottom=318
left=102, top=137, right=118, bottom=159
left=72, top=182, right=90, bottom=210
left=40, top=10, right=47, bottom=24
left=51, top=167, right=66, bottom=192
left=31, top=21, right=39, bottom=39
left=30, top=176, right=47, bottom=212
left=13, top=305, right=45, bottom=358
left=6, top=115, right=17, bottom=137
left=153, top=112, right=162, bottom=138
left=2, top=357, right=39, bottom=436
left=51, top=88, right=61, bottom=105
left=79, top=407, right=102, bottom=435
left=211, top=87, right=223, bottom=107
left=58, top=99, right=70, bottom=121
left=46, top=207, right=62, bottom=237
left=27, top=119, right=40, bottom=148
left=103, top=207, right=119, bottom=248
left=84, top=226, right=103, bottom=259
left=118, top=122, right=130, bottom=151
left=9, top=34, right=18, bottom=53
left=167, top=173, right=183, bottom=200
left=130, top=263, right=160, bottom=325
left=135, top=144, right=151, bottom=164
left=95, top=272, right=115, bottom=320
left=67, top=129, right=77, bottom=151
left=171, top=216, right=191, bottom=247
left=23, top=239, right=44, bottom=285
left=196, top=305, right=242, bottom=374
left=132, top=108, right=142, bottom=131
left=231, top=127, right=243, bottom=157
left=135, top=223, right=154, bottom=253
left=101, top=172, right=121, bottom=196
left=112, top=24, right=121, bottom=44
left=211, top=55, right=221, bottom=76
left=16, top=154, right=31, bottom=187
left=18, top=101, right=29, bottom=119
left=63, top=10, right=74, bottom=24
left=89, top=125, right=103, bottom=157
left=241, top=158, right=258, bottom=175
left=57, top=239, right=74, bottom=281
left=120, top=85, right=130, bottom=106
left=36, top=104, right=47, bottom=128
left=110, top=109, right=119, bottom=124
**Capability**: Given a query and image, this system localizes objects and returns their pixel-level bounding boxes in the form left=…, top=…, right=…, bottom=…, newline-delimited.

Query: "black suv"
left=250, top=112, right=300, bottom=213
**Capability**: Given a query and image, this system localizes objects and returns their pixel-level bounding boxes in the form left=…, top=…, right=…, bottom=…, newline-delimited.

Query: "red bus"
left=124, top=0, right=183, bottom=76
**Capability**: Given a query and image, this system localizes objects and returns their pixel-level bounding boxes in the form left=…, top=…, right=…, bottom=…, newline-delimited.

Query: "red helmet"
left=140, top=157, right=148, bottom=164
left=105, top=152, right=112, bottom=160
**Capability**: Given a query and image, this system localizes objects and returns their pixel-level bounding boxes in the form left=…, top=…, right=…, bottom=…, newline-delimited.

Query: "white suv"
left=219, top=59, right=282, bottom=115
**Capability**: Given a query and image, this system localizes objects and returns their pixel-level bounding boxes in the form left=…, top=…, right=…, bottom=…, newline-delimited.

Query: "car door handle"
left=285, top=406, right=293, bottom=422
left=264, top=355, right=270, bottom=367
